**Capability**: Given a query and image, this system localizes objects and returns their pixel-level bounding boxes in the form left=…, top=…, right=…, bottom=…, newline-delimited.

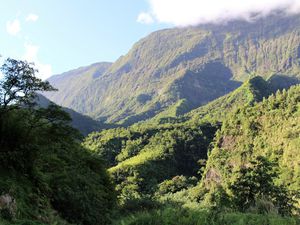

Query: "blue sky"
left=0, top=0, right=169, bottom=79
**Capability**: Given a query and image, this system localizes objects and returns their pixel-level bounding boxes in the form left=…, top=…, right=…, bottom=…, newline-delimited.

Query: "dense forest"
left=0, top=57, right=299, bottom=225
left=0, top=59, right=115, bottom=225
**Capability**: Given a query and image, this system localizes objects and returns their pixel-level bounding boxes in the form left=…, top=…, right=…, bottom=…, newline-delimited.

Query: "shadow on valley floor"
left=268, top=74, right=300, bottom=91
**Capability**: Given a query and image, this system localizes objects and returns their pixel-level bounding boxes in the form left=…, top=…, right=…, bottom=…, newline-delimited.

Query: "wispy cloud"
left=26, top=13, right=39, bottom=22
left=137, top=12, right=154, bottom=24
left=6, top=19, right=21, bottom=35
left=23, top=43, right=52, bottom=80
left=143, top=0, right=300, bottom=26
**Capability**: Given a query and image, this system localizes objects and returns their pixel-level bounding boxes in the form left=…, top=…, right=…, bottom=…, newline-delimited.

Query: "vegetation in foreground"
left=0, top=58, right=299, bottom=225
left=113, top=207, right=300, bottom=225
left=0, top=59, right=115, bottom=224
left=84, top=76, right=300, bottom=223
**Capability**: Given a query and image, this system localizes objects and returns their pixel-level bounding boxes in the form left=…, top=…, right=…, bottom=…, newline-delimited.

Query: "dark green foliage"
left=0, top=59, right=116, bottom=225
left=2, top=13, right=300, bottom=224
left=0, top=219, right=46, bottom=225
left=94, top=80, right=298, bottom=223
left=0, top=58, right=55, bottom=111
left=157, top=176, right=197, bottom=195
left=83, top=77, right=300, bottom=222
left=48, top=151, right=115, bottom=225
left=36, top=94, right=117, bottom=136
left=199, top=84, right=300, bottom=216
left=84, top=122, right=218, bottom=206
left=113, top=206, right=300, bottom=225
left=230, top=156, right=294, bottom=215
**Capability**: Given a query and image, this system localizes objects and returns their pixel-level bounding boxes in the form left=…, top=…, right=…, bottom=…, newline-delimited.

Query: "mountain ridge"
left=37, top=94, right=117, bottom=135
left=44, top=13, right=300, bottom=125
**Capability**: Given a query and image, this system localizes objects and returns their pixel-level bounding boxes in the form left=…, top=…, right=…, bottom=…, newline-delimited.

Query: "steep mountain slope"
left=149, top=76, right=272, bottom=124
left=44, top=62, right=112, bottom=114
left=45, top=13, right=300, bottom=125
left=199, top=85, right=300, bottom=198
left=37, top=94, right=116, bottom=135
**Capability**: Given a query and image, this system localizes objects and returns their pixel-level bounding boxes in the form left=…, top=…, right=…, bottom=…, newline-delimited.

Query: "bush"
left=113, top=206, right=300, bottom=225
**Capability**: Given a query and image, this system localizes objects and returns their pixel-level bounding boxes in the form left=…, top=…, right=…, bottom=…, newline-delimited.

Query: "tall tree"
left=230, top=156, right=294, bottom=215
left=0, top=58, right=55, bottom=112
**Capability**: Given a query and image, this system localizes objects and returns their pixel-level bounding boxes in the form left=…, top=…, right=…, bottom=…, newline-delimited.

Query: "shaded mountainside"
left=44, top=13, right=300, bottom=125
left=37, top=94, right=117, bottom=136
left=147, top=76, right=272, bottom=124
left=144, top=74, right=297, bottom=125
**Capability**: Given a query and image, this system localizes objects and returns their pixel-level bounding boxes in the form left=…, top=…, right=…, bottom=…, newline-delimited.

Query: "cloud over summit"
left=142, top=0, right=300, bottom=26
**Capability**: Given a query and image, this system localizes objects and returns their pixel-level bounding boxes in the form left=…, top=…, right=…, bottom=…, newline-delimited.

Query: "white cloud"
left=24, top=43, right=39, bottom=61
left=26, top=13, right=39, bottom=22
left=144, top=0, right=300, bottom=26
left=37, top=63, right=52, bottom=80
left=23, top=43, right=52, bottom=80
left=6, top=19, right=21, bottom=35
left=137, top=12, right=154, bottom=24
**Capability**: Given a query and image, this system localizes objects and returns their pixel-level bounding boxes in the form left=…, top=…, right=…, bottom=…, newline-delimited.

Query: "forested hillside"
left=82, top=74, right=300, bottom=224
left=0, top=59, right=116, bottom=225
left=199, top=84, right=300, bottom=204
left=44, top=13, right=300, bottom=125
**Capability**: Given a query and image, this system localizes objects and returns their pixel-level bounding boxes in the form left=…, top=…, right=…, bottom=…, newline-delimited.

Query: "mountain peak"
left=44, top=14, right=300, bottom=125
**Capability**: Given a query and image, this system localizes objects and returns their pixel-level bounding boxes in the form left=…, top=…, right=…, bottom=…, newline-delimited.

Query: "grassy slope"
left=113, top=207, right=300, bottom=225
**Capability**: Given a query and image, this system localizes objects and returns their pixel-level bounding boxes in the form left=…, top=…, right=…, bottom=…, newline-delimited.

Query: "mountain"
left=82, top=77, right=275, bottom=202
left=44, top=13, right=300, bottom=125
left=199, top=84, right=300, bottom=200
left=148, top=76, right=272, bottom=124
left=81, top=79, right=299, bottom=224
left=44, top=62, right=112, bottom=115
left=37, top=94, right=116, bottom=136
left=144, top=74, right=298, bottom=125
